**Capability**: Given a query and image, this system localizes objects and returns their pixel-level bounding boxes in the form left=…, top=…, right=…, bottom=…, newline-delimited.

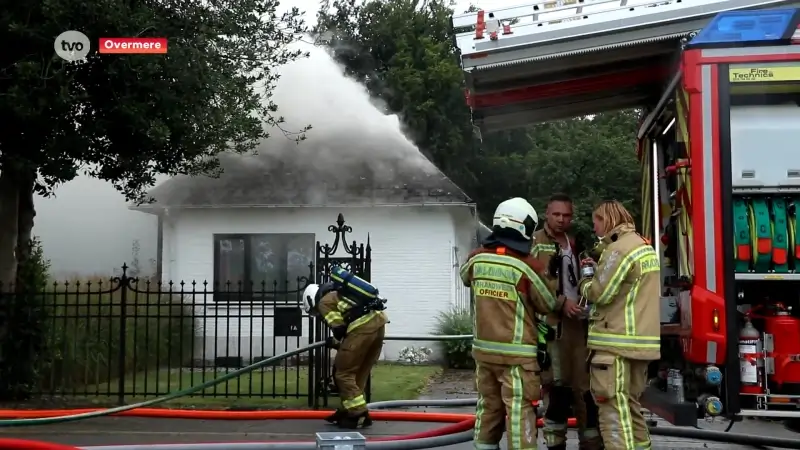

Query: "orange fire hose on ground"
left=0, top=410, right=576, bottom=449
left=0, top=338, right=576, bottom=450
left=0, top=408, right=578, bottom=428
left=0, top=438, right=83, bottom=450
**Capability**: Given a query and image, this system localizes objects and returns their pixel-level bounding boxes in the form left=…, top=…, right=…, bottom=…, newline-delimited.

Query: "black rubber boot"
left=547, top=445, right=567, bottom=450
left=324, top=408, right=346, bottom=424
left=337, top=412, right=371, bottom=429
left=362, top=412, right=373, bottom=428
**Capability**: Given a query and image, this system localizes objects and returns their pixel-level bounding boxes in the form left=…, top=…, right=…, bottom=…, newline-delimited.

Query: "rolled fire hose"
left=733, top=198, right=751, bottom=273
left=733, top=197, right=798, bottom=273
left=772, top=198, right=790, bottom=273
left=748, top=198, right=772, bottom=273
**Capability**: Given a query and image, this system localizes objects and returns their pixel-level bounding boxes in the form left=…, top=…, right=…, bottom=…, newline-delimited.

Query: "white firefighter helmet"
left=492, top=197, right=538, bottom=240
left=302, top=283, right=320, bottom=314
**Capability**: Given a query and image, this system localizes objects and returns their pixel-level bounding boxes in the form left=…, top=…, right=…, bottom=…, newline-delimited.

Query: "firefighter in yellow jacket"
left=460, top=197, right=582, bottom=450
left=532, top=194, right=602, bottom=450
left=578, top=200, right=661, bottom=450
left=302, top=280, right=387, bottom=429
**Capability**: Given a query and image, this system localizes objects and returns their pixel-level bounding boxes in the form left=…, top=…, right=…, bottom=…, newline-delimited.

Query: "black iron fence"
left=1, top=266, right=320, bottom=406
left=0, top=214, right=373, bottom=409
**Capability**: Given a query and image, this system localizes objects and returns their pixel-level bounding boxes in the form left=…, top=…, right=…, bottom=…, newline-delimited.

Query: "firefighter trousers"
left=334, top=325, right=386, bottom=416
left=474, top=360, right=541, bottom=450
left=589, top=351, right=651, bottom=450
left=543, top=319, right=602, bottom=450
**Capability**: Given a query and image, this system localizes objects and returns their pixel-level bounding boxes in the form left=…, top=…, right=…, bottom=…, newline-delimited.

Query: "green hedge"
left=434, top=307, right=474, bottom=369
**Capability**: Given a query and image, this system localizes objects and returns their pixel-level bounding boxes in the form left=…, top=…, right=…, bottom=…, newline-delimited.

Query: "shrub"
left=433, top=307, right=474, bottom=369
left=0, top=237, right=50, bottom=400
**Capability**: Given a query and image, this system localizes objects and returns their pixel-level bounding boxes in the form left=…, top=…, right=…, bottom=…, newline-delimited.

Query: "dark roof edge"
left=130, top=202, right=477, bottom=215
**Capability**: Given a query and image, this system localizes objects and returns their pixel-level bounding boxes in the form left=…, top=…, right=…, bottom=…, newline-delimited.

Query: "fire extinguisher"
left=739, top=317, right=764, bottom=395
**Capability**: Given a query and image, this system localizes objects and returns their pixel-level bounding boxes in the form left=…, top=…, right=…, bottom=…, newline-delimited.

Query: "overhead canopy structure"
left=452, top=0, right=800, bottom=133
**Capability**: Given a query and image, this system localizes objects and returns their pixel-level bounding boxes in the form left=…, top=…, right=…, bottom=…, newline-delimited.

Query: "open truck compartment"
left=453, top=0, right=800, bottom=426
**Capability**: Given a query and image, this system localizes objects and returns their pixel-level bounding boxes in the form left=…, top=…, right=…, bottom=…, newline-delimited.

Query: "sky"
left=34, top=0, right=510, bottom=277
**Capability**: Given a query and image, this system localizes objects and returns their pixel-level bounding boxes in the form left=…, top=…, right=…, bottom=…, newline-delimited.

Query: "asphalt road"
left=0, top=411, right=796, bottom=449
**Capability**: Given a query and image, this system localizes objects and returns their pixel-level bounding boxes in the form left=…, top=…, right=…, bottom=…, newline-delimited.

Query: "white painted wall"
left=154, top=205, right=476, bottom=364
left=450, top=208, right=477, bottom=311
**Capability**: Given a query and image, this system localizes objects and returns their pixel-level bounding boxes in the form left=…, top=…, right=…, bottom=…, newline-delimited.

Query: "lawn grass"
left=73, top=363, right=441, bottom=409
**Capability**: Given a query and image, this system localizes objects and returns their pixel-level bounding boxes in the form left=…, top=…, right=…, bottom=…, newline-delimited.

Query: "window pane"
left=286, top=234, right=315, bottom=290
left=217, top=237, right=246, bottom=289
left=250, top=235, right=283, bottom=291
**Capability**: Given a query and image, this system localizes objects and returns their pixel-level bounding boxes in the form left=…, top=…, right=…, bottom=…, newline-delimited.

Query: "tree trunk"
left=15, top=173, right=36, bottom=278
left=0, top=169, right=40, bottom=401
left=0, top=169, right=21, bottom=290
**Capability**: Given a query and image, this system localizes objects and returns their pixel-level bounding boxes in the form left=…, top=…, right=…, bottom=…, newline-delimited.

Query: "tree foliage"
left=1, top=0, right=308, bottom=286
left=0, top=0, right=307, bottom=398
left=316, top=0, right=643, bottom=248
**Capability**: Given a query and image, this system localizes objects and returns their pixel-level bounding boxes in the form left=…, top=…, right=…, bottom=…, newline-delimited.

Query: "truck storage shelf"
left=735, top=273, right=800, bottom=281
left=740, top=409, right=800, bottom=418
left=732, top=186, right=800, bottom=194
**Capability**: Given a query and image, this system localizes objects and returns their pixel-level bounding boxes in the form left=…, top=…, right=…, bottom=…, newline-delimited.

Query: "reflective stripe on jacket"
left=460, top=247, right=562, bottom=366
left=317, top=291, right=388, bottom=334
left=579, top=224, right=661, bottom=360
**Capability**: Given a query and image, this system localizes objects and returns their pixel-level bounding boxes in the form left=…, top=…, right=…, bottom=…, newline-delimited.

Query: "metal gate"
left=312, top=214, right=372, bottom=408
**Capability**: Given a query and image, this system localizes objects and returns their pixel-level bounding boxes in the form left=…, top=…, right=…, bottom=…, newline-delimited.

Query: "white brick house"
left=132, top=136, right=477, bottom=363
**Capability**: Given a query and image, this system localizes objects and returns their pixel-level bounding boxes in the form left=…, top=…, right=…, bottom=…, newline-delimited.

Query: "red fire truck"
left=452, top=0, right=800, bottom=425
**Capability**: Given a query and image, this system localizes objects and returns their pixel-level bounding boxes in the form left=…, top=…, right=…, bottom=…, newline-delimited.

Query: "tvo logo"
left=54, top=30, right=91, bottom=62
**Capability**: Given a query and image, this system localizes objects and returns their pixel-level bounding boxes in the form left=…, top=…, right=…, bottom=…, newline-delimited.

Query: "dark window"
left=213, top=233, right=315, bottom=303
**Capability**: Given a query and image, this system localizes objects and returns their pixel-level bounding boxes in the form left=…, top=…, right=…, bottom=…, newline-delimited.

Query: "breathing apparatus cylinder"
left=329, top=266, right=387, bottom=311
left=739, top=318, right=764, bottom=395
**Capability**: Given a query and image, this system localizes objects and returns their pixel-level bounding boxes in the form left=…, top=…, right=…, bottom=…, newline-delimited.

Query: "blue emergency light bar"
left=686, top=8, right=799, bottom=49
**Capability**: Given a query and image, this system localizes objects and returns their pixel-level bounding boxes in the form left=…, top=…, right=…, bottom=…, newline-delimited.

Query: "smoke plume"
left=261, top=41, right=438, bottom=174
left=148, top=40, right=462, bottom=208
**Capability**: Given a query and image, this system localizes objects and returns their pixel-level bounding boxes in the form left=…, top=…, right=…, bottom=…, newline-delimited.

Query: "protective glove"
left=537, top=321, right=555, bottom=342
left=331, top=325, right=347, bottom=341
left=538, top=343, right=552, bottom=371
left=325, top=336, right=340, bottom=349
left=587, top=242, right=606, bottom=261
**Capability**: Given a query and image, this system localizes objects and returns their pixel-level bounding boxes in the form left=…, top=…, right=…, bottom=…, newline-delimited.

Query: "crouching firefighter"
left=302, top=266, right=388, bottom=429
left=532, top=194, right=602, bottom=450
left=460, top=197, right=580, bottom=450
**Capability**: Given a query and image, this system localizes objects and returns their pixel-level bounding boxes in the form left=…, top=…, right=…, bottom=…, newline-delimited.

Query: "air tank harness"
left=329, top=266, right=387, bottom=323
left=733, top=197, right=798, bottom=273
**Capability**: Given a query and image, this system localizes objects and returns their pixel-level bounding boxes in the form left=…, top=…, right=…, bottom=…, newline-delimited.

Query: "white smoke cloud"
left=255, top=41, right=438, bottom=175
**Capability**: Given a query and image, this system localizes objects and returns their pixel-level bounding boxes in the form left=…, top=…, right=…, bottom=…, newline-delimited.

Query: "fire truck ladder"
left=453, top=0, right=800, bottom=133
